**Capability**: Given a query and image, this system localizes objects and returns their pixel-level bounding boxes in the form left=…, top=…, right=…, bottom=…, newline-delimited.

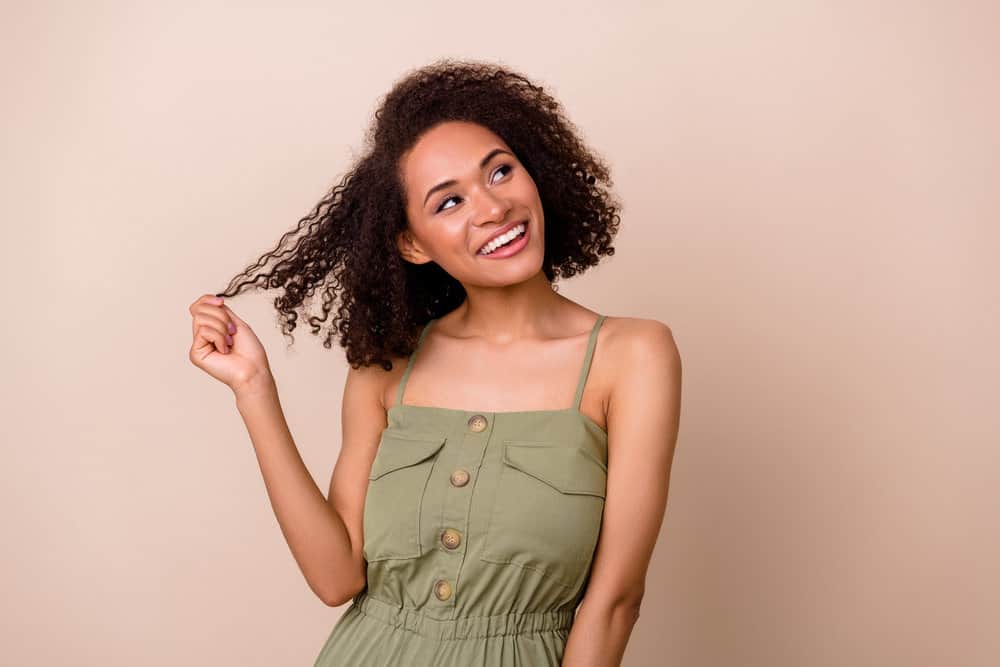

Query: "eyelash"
left=434, top=163, right=514, bottom=214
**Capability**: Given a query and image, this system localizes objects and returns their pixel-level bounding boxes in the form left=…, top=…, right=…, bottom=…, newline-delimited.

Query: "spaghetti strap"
left=572, top=314, right=606, bottom=411
left=318, top=315, right=610, bottom=666
left=396, top=317, right=437, bottom=407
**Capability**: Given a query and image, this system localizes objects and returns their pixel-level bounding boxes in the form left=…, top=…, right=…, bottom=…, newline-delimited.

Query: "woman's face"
left=397, top=120, right=545, bottom=287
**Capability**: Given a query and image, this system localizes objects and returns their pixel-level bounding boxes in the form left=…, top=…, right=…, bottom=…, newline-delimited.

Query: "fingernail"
left=215, top=296, right=224, bottom=305
left=228, top=322, right=236, bottom=334
left=226, top=334, right=233, bottom=345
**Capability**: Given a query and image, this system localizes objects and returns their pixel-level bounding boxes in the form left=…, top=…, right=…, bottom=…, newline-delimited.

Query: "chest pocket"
left=481, top=441, right=607, bottom=590
left=363, top=431, right=446, bottom=562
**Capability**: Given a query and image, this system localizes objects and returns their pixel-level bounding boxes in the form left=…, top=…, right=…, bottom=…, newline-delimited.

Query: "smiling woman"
left=393, top=120, right=549, bottom=284
left=213, top=57, right=622, bottom=369
left=190, top=57, right=680, bottom=667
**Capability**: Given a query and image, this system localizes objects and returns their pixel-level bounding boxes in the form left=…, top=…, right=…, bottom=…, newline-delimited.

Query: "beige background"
left=3, top=1, right=997, bottom=665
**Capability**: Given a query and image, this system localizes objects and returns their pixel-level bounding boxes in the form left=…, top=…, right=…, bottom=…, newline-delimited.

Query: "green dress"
left=314, top=315, right=608, bottom=666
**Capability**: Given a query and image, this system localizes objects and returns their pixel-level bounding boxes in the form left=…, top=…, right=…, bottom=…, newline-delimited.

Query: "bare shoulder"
left=344, top=360, right=390, bottom=408
left=343, top=353, right=411, bottom=412
left=600, top=315, right=681, bottom=370
left=600, top=315, right=682, bottom=429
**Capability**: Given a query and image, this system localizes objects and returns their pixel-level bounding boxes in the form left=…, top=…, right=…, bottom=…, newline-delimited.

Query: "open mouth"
left=477, top=221, right=528, bottom=256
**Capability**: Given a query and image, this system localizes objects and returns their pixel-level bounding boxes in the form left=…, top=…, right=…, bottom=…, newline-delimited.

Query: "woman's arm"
left=234, top=362, right=386, bottom=606
left=188, top=295, right=383, bottom=606
left=562, top=319, right=682, bottom=666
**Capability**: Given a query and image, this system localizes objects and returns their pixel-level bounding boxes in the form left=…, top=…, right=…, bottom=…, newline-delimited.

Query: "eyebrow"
left=422, top=148, right=514, bottom=208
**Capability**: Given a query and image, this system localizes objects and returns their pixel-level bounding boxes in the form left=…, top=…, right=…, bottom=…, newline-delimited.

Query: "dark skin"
left=395, top=121, right=682, bottom=666
left=188, top=119, right=681, bottom=667
left=393, top=120, right=612, bottom=420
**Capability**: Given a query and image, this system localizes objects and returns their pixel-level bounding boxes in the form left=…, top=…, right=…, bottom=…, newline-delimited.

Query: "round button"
left=433, top=579, right=452, bottom=601
left=467, top=414, right=488, bottom=432
left=450, top=469, right=470, bottom=487
left=441, top=528, right=462, bottom=549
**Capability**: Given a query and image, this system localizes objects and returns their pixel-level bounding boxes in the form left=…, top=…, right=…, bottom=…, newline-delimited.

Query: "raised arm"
left=233, top=361, right=384, bottom=606
left=188, top=294, right=385, bottom=606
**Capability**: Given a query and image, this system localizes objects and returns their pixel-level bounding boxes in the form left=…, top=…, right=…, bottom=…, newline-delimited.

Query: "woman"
left=188, top=59, right=681, bottom=666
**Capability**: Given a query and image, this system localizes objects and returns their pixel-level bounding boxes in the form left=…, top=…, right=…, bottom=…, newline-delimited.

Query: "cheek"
left=515, top=175, right=540, bottom=200
left=419, top=223, right=471, bottom=260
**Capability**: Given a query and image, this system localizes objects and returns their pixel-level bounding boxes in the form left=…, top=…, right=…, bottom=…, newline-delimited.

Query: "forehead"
left=401, top=121, right=511, bottom=185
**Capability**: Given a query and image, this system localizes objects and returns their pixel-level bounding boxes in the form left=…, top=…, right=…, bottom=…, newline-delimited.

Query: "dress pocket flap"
left=502, top=442, right=607, bottom=498
left=368, top=433, right=447, bottom=480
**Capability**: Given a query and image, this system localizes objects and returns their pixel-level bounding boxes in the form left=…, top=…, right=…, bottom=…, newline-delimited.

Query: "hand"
left=187, top=294, right=272, bottom=394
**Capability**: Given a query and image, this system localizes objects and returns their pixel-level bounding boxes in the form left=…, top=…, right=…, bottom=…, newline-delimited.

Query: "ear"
left=396, top=229, right=433, bottom=265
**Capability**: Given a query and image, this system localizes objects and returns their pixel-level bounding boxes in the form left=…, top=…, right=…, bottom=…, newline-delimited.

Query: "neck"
left=448, top=272, right=570, bottom=343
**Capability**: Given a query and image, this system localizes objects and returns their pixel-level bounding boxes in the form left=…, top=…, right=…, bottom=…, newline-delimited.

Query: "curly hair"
left=215, top=57, right=621, bottom=371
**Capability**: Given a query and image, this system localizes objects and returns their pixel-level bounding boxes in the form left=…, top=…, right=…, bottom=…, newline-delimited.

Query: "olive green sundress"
left=313, top=314, right=609, bottom=666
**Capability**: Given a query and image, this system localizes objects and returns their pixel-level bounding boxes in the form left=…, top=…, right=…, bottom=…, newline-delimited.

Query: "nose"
left=470, top=185, right=512, bottom=226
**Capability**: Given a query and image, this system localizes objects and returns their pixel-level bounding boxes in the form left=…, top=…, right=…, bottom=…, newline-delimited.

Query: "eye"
left=434, top=163, right=514, bottom=214
left=491, top=163, right=513, bottom=183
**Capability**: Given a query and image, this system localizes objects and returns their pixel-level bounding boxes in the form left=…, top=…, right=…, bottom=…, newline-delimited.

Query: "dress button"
left=433, top=579, right=453, bottom=601
left=467, top=414, right=488, bottom=432
left=449, top=469, right=470, bottom=487
left=441, top=528, right=462, bottom=549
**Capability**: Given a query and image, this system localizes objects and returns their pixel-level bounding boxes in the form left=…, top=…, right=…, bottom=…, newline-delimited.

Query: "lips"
left=475, top=219, right=528, bottom=254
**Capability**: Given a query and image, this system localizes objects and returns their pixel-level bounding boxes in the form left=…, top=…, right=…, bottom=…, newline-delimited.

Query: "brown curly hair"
left=215, top=57, right=622, bottom=371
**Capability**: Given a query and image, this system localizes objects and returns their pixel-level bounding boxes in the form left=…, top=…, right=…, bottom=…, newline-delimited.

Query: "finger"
left=190, top=293, right=225, bottom=314
left=220, top=305, right=251, bottom=332
left=197, top=323, right=230, bottom=354
left=190, top=304, right=232, bottom=334
left=190, top=308, right=227, bottom=340
left=195, top=322, right=230, bottom=354
left=191, top=314, right=233, bottom=347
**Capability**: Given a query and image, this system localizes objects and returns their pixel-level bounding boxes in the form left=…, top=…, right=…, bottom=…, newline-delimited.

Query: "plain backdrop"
left=2, top=1, right=997, bottom=665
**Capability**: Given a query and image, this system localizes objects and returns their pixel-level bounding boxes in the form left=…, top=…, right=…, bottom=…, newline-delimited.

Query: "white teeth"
left=479, top=223, right=525, bottom=255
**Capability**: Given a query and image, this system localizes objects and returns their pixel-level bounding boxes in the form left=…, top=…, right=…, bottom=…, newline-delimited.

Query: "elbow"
left=318, top=575, right=367, bottom=607
left=319, top=588, right=354, bottom=607
left=581, top=588, right=644, bottom=624
left=624, top=597, right=642, bottom=624
left=321, top=592, right=351, bottom=608
left=613, top=592, right=643, bottom=624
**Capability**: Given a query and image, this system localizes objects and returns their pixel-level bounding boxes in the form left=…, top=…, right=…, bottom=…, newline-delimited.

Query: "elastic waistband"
left=350, top=591, right=575, bottom=640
